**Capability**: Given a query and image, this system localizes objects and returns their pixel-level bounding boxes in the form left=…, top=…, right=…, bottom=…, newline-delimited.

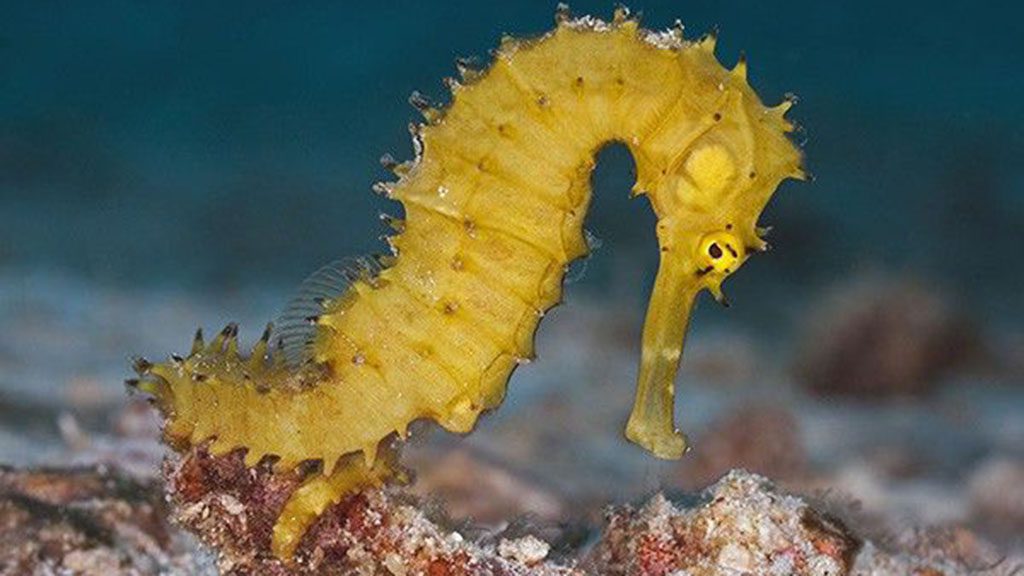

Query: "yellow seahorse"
left=130, top=7, right=803, bottom=560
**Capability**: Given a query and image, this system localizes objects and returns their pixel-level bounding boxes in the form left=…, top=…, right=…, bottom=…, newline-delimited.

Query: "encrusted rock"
left=795, top=277, right=978, bottom=397
left=589, top=470, right=994, bottom=576
left=0, top=465, right=200, bottom=575
left=165, top=445, right=581, bottom=575
left=3, top=457, right=1011, bottom=575
left=968, top=457, right=1024, bottom=535
left=591, top=471, right=859, bottom=575
left=498, top=535, right=551, bottom=566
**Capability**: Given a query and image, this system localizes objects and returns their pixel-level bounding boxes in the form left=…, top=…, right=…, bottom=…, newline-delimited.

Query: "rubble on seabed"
left=162, top=445, right=1012, bottom=576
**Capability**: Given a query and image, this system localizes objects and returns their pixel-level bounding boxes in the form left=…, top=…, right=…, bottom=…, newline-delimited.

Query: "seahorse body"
left=132, top=8, right=803, bottom=560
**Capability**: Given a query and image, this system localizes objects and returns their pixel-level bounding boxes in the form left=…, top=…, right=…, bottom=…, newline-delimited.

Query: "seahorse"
left=129, top=7, right=803, bottom=560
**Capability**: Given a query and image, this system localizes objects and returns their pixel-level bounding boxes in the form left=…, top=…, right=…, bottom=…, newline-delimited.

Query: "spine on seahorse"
left=132, top=6, right=803, bottom=560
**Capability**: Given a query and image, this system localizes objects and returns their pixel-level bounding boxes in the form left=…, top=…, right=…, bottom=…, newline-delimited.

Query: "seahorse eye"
left=697, top=231, right=745, bottom=275
left=708, top=242, right=723, bottom=259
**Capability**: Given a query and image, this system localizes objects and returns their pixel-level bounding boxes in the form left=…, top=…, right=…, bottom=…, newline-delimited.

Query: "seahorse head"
left=626, top=50, right=803, bottom=459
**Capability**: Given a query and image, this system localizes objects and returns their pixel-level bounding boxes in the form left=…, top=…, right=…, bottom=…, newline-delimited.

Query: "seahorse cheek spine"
left=132, top=10, right=803, bottom=561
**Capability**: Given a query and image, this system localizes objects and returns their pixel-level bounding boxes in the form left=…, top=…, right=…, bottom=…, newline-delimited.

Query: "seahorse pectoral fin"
left=624, top=249, right=702, bottom=460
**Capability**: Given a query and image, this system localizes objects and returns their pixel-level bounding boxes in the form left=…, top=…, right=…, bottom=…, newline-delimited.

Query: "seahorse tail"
left=127, top=323, right=407, bottom=473
left=271, top=447, right=405, bottom=560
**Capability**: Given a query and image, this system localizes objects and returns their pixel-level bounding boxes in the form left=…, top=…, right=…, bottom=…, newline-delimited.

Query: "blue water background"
left=1, top=1, right=1021, bottom=326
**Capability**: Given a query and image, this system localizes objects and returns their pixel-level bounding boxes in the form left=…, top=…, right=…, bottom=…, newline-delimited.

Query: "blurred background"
left=1, top=0, right=1021, bottom=562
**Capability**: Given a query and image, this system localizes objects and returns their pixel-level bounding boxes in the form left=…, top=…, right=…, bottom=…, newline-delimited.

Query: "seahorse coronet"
left=134, top=7, right=804, bottom=560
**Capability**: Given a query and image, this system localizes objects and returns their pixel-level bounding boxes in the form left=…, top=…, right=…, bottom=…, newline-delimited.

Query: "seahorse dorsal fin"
left=275, top=257, right=383, bottom=368
left=565, top=228, right=604, bottom=284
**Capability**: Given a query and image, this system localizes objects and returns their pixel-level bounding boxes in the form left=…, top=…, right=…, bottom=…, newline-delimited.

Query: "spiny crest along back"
left=131, top=5, right=804, bottom=560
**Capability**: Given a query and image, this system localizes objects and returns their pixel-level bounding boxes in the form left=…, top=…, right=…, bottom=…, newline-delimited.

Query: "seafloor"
left=0, top=270, right=1021, bottom=574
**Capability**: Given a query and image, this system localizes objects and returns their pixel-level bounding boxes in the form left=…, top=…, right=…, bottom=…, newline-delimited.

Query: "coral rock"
left=589, top=470, right=992, bottom=576
left=162, top=446, right=1011, bottom=575
left=166, top=446, right=581, bottom=575
left=591, top=470, right=859, bottom=575
left=0, top=465, right=199, bottom=575
left=968, top=457, right=1024, bottom=536
left=795, top=277, right=978, bottom=398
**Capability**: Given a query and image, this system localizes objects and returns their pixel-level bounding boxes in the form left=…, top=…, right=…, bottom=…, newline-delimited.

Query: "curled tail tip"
left=271, top=446, right=408, bottom=561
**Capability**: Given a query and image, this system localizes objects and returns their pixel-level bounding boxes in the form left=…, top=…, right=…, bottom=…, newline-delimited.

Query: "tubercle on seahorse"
left=129, top=6, right=803, bottom=560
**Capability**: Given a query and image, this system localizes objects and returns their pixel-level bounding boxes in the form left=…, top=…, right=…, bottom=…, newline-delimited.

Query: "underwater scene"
left=0, top=1, right=1021, bottom=574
